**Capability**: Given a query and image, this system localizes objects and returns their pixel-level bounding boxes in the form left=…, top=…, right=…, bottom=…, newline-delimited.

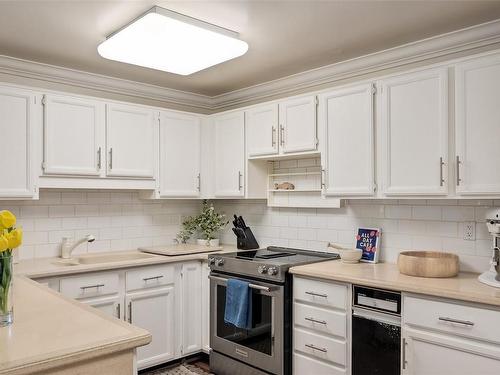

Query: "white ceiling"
left=1, top=1, right=500, bottom=96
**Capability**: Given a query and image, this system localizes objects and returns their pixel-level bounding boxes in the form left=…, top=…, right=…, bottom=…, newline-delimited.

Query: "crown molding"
left=210, top=18, right=500, bottom=111
left=0, top=19, right=499, bottom=114
left=0, top=55, right=214, bottom=112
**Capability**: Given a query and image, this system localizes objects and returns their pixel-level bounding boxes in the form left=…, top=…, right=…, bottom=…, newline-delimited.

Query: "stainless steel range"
left=209, top=247, right=339, bottom=375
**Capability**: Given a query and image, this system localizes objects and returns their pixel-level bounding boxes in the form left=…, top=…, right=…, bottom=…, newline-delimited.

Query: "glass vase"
left=0, top=253, right=13, bottom=327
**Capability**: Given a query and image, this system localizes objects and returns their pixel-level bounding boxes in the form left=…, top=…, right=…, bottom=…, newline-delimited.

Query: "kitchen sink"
left=52, top=252, right=156, bottom=266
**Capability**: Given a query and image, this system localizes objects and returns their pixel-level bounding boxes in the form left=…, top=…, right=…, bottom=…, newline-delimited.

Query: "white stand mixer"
left=478, top=209, right=500, bottom=288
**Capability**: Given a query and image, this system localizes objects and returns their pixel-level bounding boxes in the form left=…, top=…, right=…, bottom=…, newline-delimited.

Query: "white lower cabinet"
left=54, top=261, right=206, bottom=371
left=181, top=261, right=202, bottom=355
left=201, top=261, right=211, bottom=353
left=293, top=277, right=350, bottom=375
left=126, top=286, right=176, bottom=369
left=403, top=327, right=500, bottom=375
left=402, top=294, right=500, bottom=375
left=83, top=294, right=121, bottom=319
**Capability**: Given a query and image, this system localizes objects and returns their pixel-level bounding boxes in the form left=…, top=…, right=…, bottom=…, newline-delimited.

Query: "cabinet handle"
left=197, top=173, right=201, bottom=191
left=116, top=303, right=121, bottom=319
left=305, top=291, right=328, bottom=298
left=456, top=156, right=461, bottom=186
left=271, top=127, right=276, bottom=147
left=305, top=343, right=327, bottom=353
left=305, top=317, right=327, bottom=325
left=280, top=125, right=285, bottom=146
left=80, top=283, right=105, bottom=291
left=320, top=169, right=326, bottom=188
left=143, top=275, right=164, bottom=282
left=97, top=147, right=102, bottom=170
left=128, top=301, right=132, bottom=323
left=438, top=316, right=474, bottom=326
left=439, top=157, right=445, bottom=186
left=109, top=148, right=113, bottom=170
left=402, top=338, right=407, bottom=370
left=238, top=171, right=243, bottom=191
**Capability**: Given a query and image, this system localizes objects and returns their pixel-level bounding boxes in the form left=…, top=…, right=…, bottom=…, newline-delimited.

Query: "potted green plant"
left=176, top=216, right=197, bottom=244
left=195, top=200, right=228, bottom=247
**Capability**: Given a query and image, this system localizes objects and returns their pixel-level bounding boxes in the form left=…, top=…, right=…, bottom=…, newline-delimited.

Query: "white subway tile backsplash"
left=20, top=206, right=48, bottom=218
left=34, top=218, right=62, bottom=231
left=411, top=206, right=442, bottom=220
left=442, top=206, right=475, bottom=221
left=49, top=205, right=75, bottom=218
left=385, top=205, right=411, bottom=219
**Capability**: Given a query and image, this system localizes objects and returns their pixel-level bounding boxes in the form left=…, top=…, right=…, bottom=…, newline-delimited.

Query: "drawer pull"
left=143, top=275, right=164, bottom=282
left=305, top=343, right=327, bottom=353
left=305, top=291, right=328, bottom=298
left=116, top=303, right=121, bottom=319
left=438, top=316, right=474, bottom=327
left=305, top=317, right=327, bottom=325
left=80, top=283, right=105, bottom=291
left=402, top=338, right=408, bottom=370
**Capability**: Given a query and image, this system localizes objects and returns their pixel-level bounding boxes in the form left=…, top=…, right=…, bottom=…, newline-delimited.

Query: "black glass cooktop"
left=227, top=246, right=339, bottom=265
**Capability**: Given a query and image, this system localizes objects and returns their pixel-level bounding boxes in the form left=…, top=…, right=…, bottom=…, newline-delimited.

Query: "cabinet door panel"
left=83, top=295, right=121, bottom=319
left=320, top=84, right=374, bottom=196
left=43, top=94, right=104, bottom=176
left=214, top=112, right=245, bottom=197
left=404, top=328, right=500, bottom=375
left=380, top=68, right=448, bottom=195
left=246, top=104, right=279, bottom=157
left=106, top=104, right=155, bottom=178
left=182, top=261, right=202, bottom=355
left=280, top=96, right=317, bottom=154
left=0, top=87, right=36, bottom=198
left=455, top=53, right=500, bottom=194
left=159, top=112, right=201, bottom=197
left=201, top=262, right=210, bottom=352
left=127, top=287, right=176, bottom=369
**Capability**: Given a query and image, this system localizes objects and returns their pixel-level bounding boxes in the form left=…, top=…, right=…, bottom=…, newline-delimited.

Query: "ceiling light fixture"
left=97, top=6, right=249, bottom=76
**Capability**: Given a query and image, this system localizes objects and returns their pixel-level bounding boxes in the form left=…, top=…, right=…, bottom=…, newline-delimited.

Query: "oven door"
left=210, top=273, right=284, bottom=375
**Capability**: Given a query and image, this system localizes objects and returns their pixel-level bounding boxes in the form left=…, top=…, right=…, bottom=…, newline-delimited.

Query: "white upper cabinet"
left=214, top=111, right=245, bottom=197
left=43, top=94, right=105, bottom=177
left=455, top=53, right=500, bottom=195
left=379, top=67, right=448, bottom=196
left=106, top=103, right=155, bottom=178
left=320, top=84, right=375, bottom=196
left=246, top=103, right=279, bottom=157
left=0, top=86, right=37, bottom=198
left=279, top=95, right=317, bottom=154
left=159, top=111, right=201, bottom=197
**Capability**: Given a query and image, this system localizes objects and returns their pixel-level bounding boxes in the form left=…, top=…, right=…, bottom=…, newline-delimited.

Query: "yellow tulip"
left=0, top=235, right=9, bottom=252
left=0, top=210, right=16, bottom=229
left=7, top=228, right=22, bottom=249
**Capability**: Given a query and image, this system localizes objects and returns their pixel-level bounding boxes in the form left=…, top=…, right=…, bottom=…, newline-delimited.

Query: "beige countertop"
left=0, top=277, right=151, bottom=375
left=290, top=260, right=500, bottom=307
left=15, top=245, right=238, bottom=279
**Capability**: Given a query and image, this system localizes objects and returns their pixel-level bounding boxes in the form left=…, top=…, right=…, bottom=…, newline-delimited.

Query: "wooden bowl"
left=397, top=251, right=459, bottom=278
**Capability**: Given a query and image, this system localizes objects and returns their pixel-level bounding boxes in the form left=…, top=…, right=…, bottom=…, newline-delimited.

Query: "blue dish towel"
left=224, top=278, right=252, bottom=329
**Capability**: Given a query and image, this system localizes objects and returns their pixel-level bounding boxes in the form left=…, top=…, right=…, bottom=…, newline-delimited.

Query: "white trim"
left=0, top=19, right=499, bottom=113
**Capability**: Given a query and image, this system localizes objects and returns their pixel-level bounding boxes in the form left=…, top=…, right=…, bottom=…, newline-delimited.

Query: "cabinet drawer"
left=60, top=272, right=119, bottom=299
left=294, top=328, right=346, bottom=366
left=294, top=352, right=346, bottom=375
left=404, top=295, right=500, bottom=344
left=294, top=302, right=347, bottom=338
left=126, top=264, right=175, bottom=291
left=294, top=277, right=347, bottom=310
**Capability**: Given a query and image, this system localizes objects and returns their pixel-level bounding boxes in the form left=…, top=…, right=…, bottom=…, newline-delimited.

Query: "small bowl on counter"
left=328, top=243, right=363, bottom=264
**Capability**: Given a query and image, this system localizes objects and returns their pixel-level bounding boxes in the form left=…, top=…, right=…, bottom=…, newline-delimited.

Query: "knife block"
left=236, top=227, right=260, bottom=250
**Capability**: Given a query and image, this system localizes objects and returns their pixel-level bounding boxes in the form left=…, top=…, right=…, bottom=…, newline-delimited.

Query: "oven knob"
left=215, top=258, right=225, bottom=267
left=257, top=265, right=268, bottom=274
left=267, top=266, right=278, bottom=276
left=208, top=257, right=216, bottom=266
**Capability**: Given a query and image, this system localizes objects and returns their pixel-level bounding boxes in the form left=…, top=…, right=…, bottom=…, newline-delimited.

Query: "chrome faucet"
left=61, top=234, right=95, bottom=259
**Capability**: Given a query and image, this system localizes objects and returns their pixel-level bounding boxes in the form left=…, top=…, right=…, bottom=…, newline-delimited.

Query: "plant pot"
left=0, top=253, right=13, bottom=327
left=209, top=239, right=220, bottom=247
left=197, top=239, right=209, bottom=246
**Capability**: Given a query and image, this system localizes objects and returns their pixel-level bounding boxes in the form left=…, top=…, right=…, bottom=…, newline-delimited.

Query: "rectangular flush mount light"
left=98, top=6, right=248, bottom=75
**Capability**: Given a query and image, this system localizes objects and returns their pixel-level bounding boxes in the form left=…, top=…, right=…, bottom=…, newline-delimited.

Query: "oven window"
left=216, top=285, right=273, bottom=355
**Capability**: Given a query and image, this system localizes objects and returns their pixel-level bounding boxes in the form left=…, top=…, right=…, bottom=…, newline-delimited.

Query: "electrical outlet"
left=463, top=221, right=475, bottom=241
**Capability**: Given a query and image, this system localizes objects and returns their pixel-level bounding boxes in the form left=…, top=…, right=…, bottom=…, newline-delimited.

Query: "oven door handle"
left=209, top=275, right=272, bottom=292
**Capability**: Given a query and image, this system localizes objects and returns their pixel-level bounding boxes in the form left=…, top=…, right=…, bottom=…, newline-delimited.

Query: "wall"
left=2, top=190, right=199, bottom=260
left=215, top=158, right=499, bottom=274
